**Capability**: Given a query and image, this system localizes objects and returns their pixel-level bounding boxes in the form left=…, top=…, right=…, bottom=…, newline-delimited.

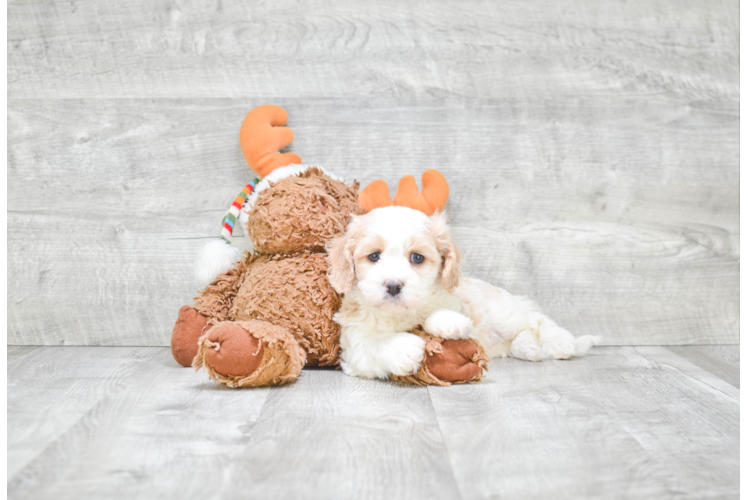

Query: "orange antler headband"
left=358, top=169, right=449, bottom=215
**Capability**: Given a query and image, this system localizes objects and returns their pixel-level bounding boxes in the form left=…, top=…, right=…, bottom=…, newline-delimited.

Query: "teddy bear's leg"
left=391, top=326, right=490, bottom=386
left=171, top=306, right=211, bottom=367
left=193, top=320, right=306, bottom=388
left=170, top=257, right=251, bottom=367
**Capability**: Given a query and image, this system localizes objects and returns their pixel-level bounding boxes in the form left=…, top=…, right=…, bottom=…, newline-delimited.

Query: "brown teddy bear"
left=170, top=105, right=488, bottom=387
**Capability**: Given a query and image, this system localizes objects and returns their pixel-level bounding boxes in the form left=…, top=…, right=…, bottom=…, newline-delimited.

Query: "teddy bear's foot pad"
left=171, top=305, right=210, bottom=367
left=426, top=339, right=486, bottom=383
left=194, top=320, right=306, bottom=388
left=201, top=323, right=265, bottom=377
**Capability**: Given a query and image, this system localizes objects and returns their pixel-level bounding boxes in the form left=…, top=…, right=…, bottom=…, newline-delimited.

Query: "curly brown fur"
left=229, top=251, right=343, bottom=366
left=247, top=167, right=360, bottom=254
left=193, top=254, right=251, bottom=324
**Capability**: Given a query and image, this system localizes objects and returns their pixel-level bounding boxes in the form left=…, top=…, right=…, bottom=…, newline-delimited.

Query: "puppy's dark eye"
left=368, top=252, right=381, bottom=263
left=410, top=253, right=424, bottom=264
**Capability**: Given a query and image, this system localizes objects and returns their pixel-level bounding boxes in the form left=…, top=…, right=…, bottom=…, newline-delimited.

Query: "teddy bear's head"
left=245, top=167, right=360, bottom=254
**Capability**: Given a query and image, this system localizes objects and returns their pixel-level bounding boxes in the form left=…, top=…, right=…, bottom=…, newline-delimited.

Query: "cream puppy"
left=326, top=206, right=599, bottom=380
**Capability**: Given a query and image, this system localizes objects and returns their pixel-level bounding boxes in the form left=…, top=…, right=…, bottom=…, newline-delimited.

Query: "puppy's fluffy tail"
left=574, top=335, right=602, bottom=356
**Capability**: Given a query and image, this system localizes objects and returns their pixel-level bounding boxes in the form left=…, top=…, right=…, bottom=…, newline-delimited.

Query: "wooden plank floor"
left=8, top=345, right=739, bottom=500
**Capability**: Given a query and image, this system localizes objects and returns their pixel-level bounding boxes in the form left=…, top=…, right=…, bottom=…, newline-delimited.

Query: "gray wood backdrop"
left=8, top=0, right=738, bottom=346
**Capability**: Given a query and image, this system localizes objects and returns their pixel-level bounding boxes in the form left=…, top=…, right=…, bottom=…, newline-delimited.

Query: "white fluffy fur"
left=193, top=239, right=243, bottom=288
left=327, top=206, right=600, bottom=380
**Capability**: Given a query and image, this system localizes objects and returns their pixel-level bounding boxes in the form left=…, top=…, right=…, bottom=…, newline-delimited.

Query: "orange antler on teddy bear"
left=239, top=105, right=302, bottom=177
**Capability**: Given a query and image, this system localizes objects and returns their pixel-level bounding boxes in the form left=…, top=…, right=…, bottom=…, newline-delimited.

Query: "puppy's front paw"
left=424, top=309, right=473, bottom=340
left=386, top=333, right=427, bottom=376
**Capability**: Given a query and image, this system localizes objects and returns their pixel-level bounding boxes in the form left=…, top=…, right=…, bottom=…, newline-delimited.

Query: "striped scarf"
left=219, top=178, right=261, bottom=243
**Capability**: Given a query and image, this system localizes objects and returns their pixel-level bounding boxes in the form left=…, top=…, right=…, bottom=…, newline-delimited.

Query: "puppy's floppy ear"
left=430, top=211, right=462, bottom=292
left=326, top=217, right=362, bottom=294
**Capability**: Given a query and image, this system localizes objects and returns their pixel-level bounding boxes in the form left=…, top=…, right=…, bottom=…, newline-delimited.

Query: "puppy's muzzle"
left=385, top=280, right=404, bottom=296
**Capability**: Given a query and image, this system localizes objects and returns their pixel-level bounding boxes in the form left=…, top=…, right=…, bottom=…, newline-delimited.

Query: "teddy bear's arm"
left=192, top=253, right=251, bottom=322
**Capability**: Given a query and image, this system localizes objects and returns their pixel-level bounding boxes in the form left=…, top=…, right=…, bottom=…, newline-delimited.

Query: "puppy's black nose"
left=385, top=280, right=404, bottom=296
